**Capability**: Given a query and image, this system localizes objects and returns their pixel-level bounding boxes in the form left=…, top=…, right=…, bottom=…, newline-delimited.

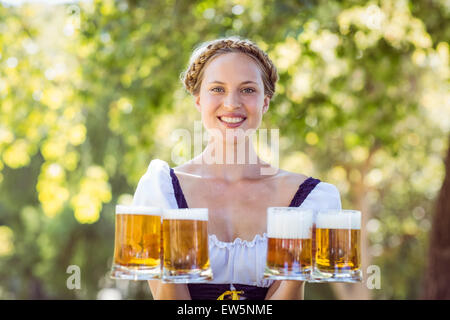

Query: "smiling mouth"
left=217, top=116, right=247, bottom=125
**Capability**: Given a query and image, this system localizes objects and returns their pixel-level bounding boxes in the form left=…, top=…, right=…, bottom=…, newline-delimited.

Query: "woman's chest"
left=177, top=175, right=299, bottom=242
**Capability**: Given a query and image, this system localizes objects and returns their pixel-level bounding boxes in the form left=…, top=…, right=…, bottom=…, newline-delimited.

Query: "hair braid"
left=181, top=37, right=278, bottom=99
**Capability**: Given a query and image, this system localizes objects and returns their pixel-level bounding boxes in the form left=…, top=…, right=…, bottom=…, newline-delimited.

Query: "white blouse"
left=132, top=159, right=342, bottom=288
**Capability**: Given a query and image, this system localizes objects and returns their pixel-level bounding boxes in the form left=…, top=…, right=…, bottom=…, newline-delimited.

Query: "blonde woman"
left=133, top=37, right=342, bottom=300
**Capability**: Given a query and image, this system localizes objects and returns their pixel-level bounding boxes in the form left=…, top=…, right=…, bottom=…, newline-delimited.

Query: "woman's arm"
left=265, top=280, right=304, bottom=300
left=148, top=280, right=191, bottom=300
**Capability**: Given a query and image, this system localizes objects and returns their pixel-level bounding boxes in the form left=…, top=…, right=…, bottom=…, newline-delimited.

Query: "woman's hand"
left=148, top=280, right=191, bottom=300
left=265, top=280, right=305, bottom=300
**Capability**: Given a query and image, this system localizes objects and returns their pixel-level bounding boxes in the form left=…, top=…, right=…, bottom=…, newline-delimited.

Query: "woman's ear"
left=262, top=95, right=270, bottom=114
left=194, top=95, right=201, bottom=112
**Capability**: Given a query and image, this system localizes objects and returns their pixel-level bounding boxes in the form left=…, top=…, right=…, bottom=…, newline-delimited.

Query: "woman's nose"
left=223, top=92, right=242, bottom=109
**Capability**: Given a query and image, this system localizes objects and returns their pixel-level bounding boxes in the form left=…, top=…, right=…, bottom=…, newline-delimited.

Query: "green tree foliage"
left=0, top=0, right=448, bottom=299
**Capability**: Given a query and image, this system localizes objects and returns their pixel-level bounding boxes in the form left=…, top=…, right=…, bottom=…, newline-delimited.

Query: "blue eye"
left=242, top=88, right=256, bottom=93
left=211, top=87, right=224, bottom=93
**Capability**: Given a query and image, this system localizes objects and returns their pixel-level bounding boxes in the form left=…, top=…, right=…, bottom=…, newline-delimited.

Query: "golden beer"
left=264, top=208, right=313, bottom=280
left=162, top=208, right=212, bottom=283
left=267, top=238, right=312, bottom=270
left=110, top=206, right=162, bottom=280
left=312, top=210, right=362, bottom=282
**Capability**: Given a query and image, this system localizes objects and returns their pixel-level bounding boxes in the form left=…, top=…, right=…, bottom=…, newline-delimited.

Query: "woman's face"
left=195, top=52, right=270, bottom=144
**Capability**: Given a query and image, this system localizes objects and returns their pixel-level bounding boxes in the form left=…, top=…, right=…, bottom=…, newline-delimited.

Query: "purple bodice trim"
left=288, top=177, right=321, bottom=207
left=170, top=168, right=189, bottom=209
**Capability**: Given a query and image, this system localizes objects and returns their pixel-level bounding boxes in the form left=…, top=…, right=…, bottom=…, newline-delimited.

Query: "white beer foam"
left=115, top=205, right=162, bottom=216
left=316, top=210, right=361, bottom=230
left=163, top=208, right=208, bottom=221
left=267, top=207, right=313, bottom=239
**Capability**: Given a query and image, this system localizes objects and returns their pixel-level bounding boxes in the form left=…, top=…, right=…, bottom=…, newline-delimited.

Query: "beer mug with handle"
left=111, top=205, right=162, bottom=280
left=162, top=208, right=213, bottom=283
left=312, top=209, right=362, bottom=283
left=264, top=207, right=313, bottom=281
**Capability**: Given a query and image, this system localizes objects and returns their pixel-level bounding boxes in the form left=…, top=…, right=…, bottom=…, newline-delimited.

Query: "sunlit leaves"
left=41, top=138, right=67, bottom=161
left=2, top=139, right=31, bottom=168
left=36, top=162, right=69, bottom=218
left=70, top=166, right=111, bottom=224
left=305, top=131, right=319, bottom=145
left=272, top=37, right=301, bottom=72
left=41, top=88, right=65, bottom=110
left=67, top=124, right=87, bottom=146
left=0, top=226, right=14, bottom=257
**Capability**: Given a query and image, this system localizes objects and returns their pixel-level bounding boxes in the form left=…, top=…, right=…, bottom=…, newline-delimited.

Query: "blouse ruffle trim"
left=209, top=233, right=268, bottom=249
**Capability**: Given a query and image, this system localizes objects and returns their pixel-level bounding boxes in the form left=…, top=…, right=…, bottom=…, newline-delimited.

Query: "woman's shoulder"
left=276, top=169, right=341, bottom=209
left=271, top=168, right=308, bottom=189
left=302, top=178, right=342, bottom=210
left=276, top=169, right=339, bottom=193
left=138, top=158, right=172, bottom=182
left=132, top=158, right=177, bottom=208
left=172, top=160, right=200, bottom=177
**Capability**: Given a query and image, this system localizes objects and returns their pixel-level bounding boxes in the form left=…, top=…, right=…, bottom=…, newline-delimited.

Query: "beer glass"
left=264, top=207, right=313, bottom=280
left=162, top=208, right=212, bottom=283
left=110, top=205, right=162, bottom=280
left=312, top=209, right=362, bottom=283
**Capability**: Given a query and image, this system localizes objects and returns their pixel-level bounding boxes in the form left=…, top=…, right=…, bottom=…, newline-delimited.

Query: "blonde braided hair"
left=181, top=37, right=278, bottom=99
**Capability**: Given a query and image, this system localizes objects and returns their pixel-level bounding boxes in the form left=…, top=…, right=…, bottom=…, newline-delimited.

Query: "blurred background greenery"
left=0, top=0, right=448, bottom=299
